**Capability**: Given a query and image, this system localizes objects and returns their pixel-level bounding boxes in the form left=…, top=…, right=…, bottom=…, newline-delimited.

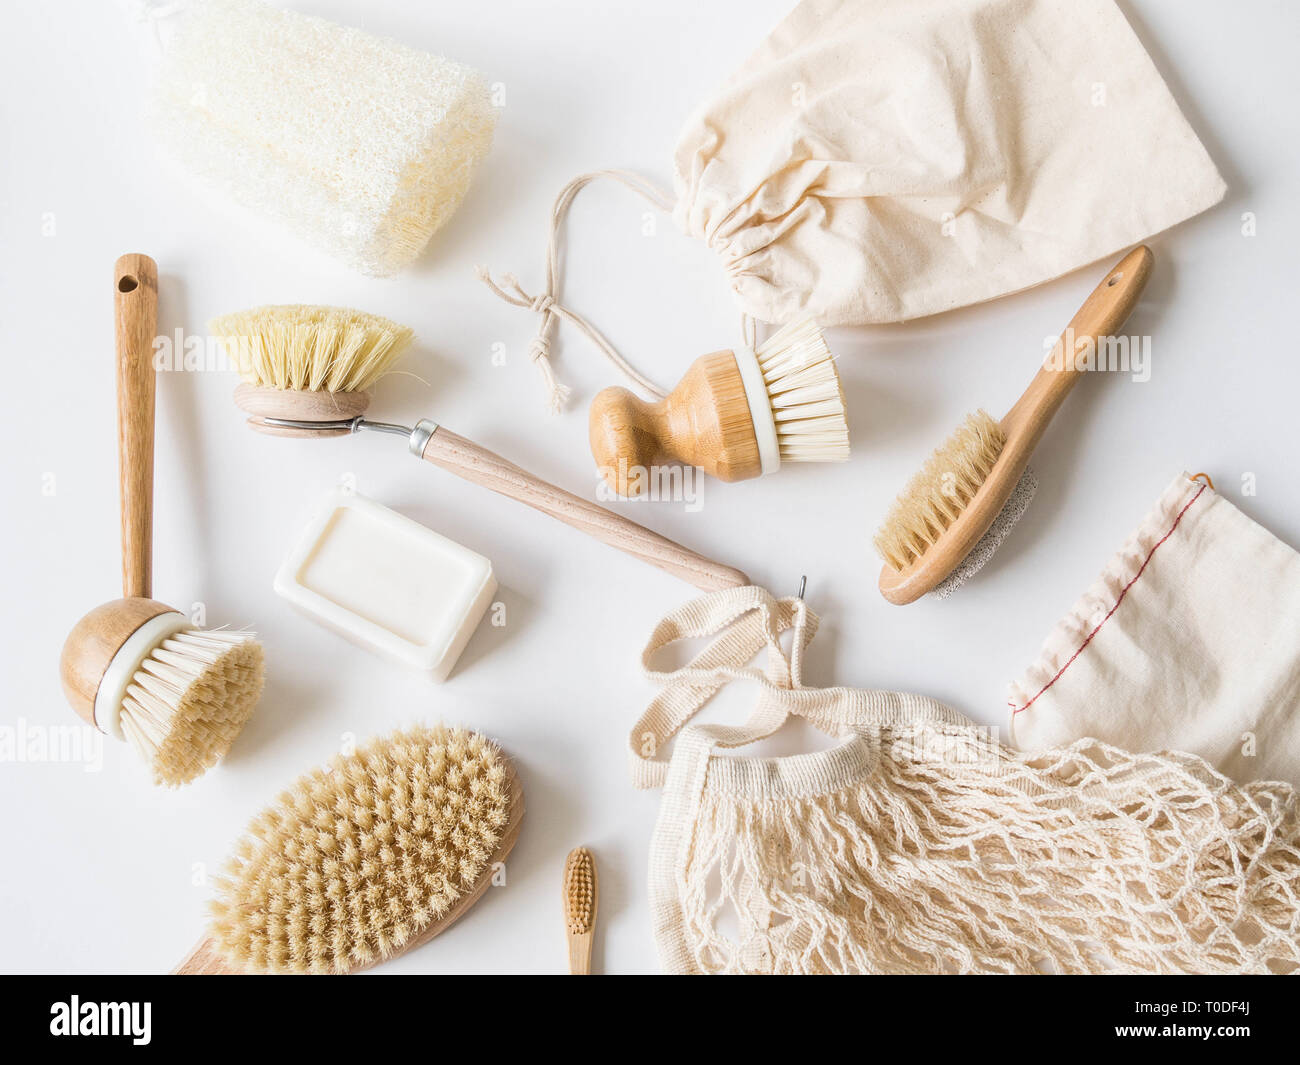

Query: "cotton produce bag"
left=486, top=0, right=1226, bottom=410
left=674, top=0, right=1226, bottom=325
left=1009, top=473, right=1300, bottom=787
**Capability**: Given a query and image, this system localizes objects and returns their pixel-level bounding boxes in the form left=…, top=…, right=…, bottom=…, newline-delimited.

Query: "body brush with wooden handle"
left=214, top=306, right=748, bottom=592
left=873, top=246, right=1154, bottom=604
left=176, top=724, right=522, bottom=974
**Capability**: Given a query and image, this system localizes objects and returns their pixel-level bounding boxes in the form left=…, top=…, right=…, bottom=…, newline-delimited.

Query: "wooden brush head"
left=589, top=349, right=763, bottom=496
left=216, top=305, right=413, bottom=436
left=233, top=382, right=370, bottom=437
left=185, top=725, right=523, bottom=974
left=60, top=598, right=179, bottom=727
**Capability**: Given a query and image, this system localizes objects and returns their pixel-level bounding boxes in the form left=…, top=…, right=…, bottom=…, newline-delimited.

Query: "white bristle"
left=754, top=317, right=850, bottom=463
left=117, top=629, right=265, bottom=788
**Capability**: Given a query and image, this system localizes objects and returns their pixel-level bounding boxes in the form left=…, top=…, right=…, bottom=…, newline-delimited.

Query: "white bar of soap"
left=274, top=490, right=497, bottom=679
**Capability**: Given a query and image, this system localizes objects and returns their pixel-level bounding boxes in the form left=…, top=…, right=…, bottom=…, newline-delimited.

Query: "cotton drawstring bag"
left=485, top=0, right=1225, bottom=411
left=631, top=586, right=1300, bottom=974
left=1009, top=472, right=1300, bottom=787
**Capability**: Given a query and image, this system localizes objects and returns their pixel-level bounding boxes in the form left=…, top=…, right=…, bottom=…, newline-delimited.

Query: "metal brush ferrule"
left=408, top=419, right=439, bottom=457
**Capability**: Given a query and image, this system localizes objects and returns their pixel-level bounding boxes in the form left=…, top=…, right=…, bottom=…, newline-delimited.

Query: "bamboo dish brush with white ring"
left=60, top=255, right=264, bottom=787
left=588, top=316, right=850, bottom=496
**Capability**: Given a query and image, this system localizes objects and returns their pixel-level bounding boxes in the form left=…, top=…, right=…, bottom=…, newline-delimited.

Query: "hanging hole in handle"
left=118, top=275, right=139, bottom=293
left=1107, top=272, right=1123, bottom=287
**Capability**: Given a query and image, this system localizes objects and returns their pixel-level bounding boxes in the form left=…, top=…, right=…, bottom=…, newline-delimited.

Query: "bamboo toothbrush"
left=563, top=846, right=598, bottom=975
left=213, top=306, right=748, bottom=592
left=873, top=246, right=1154, bottom=604
left=60, top=255, right=264, bottom=786
left=176, top=724, right=522, bottom=974
left=588, top=317, right=849, bottom=495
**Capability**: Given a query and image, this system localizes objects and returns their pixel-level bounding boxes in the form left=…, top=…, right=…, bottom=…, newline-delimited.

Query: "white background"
left=1, top=0, right=1296, bottom=974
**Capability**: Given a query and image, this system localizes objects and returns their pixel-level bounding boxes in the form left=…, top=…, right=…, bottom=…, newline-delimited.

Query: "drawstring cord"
left=477, top=169, right=675, bottom=413
left=475, top=266, right=668, bottom=413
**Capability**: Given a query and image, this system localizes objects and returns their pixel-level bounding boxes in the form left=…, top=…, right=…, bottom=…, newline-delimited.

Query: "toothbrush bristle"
left=563, top=847, right=597, bottom=935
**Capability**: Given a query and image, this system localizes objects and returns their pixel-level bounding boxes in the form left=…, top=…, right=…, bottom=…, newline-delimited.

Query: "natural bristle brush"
left=874, top=246, right=1154, bottom=605
left=563, top=846, right=598, bottom=975
left=215, top=305, right=748, bottom=591
left=588, top=317, right=850, bottom=496
left=175, top=724, right=523, bottom=974
left=60, top=255, right=264, bottom=786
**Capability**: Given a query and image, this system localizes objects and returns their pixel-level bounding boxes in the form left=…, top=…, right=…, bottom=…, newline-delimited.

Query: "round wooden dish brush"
left=175, top=724, right=524, bottom=974
left=60, top=255, right=264, bottom=787
left=873, top=247, right=1154, bottom=604
left=589, top=317, right=850, bottom=496
left=215, top=304, right=748, bottom=591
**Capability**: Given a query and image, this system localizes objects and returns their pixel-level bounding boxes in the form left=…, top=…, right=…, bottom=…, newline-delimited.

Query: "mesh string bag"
left=629, top=586, right=1300, bottom=974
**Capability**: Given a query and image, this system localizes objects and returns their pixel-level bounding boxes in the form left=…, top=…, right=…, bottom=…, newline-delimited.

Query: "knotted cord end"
left=533, top=346, right=573, bottom=415
left=475, top=169, right=677, bottom=415
left=478, top=265, right=572, bottom=413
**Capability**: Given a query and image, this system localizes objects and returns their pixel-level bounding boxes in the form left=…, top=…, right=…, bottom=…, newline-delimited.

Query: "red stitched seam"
left=1009, top=483, right=1208, bottom=716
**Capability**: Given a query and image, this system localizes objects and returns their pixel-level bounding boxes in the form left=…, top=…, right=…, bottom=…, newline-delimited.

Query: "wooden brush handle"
left=877, top=247, right=1154, bottom=605
left=418, top=428, right=750, bottom=591
left=589, top=387, right=665, bottom=495
left=589, top=350, right=763, bottom=495
left=114, top=254, right=159, bottom=600
left=1001, top=245, right=1154, bottom=445
left=173, top=937, right=240, bottom=975
left=568, top=930, right=594, bottom=975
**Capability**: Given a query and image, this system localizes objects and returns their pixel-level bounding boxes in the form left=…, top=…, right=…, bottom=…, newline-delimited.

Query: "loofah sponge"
left=207, top=724, right=517, bottom=974
left=155, top=0, right=496, bottom=275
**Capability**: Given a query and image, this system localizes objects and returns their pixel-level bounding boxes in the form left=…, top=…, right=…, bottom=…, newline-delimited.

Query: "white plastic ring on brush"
left=734, top=347, right=781, bottom=477
left=94, top=611, right=188, bottom=739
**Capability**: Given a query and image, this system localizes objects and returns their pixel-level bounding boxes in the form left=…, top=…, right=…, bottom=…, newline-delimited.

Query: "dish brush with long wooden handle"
left=563, top=846, right=598, bottom=975
left=873, top=246, right=1154, bottom=604
left=589, top=317, right=849, bottom=495
left=59, top=255, right=264, bottom=786
left=175, top=724, right=523, bottom=974
left=214, top=305, right=748, bottom=592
